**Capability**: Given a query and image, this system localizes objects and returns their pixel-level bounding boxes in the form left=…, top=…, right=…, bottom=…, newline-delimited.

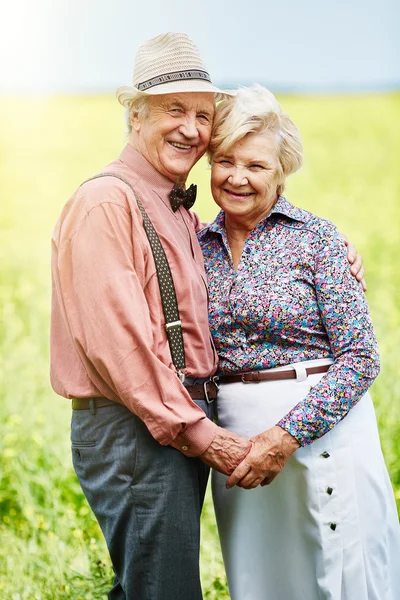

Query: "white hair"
left=209, top=85, right=303, bottom=195
left=123, top=92, right=151, bottom=136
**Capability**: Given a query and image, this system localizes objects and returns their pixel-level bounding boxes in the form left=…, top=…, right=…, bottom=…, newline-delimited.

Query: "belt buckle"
left=203, top=376, right=219, bottom=404
left=241, top=371, right=260, bottom=383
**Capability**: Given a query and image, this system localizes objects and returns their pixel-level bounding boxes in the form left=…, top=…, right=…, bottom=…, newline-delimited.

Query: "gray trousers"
left=71, top=398, right=214, bottom=600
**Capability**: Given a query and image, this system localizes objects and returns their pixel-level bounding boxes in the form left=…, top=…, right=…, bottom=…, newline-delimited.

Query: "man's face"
left=130, top=92, right=215, bottom=184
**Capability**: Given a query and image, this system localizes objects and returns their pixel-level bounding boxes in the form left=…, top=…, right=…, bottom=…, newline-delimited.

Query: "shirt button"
left=320, top=451, right=330, bottom=458
left=182, top=445, right=188, bottom=451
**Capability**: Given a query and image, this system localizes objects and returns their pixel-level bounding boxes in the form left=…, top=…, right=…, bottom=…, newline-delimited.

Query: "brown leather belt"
left=217, top=364, right=331, bottom=384
left=184, top=381, right=218, bottom=402
left=71, top=380, right=218, bottom=410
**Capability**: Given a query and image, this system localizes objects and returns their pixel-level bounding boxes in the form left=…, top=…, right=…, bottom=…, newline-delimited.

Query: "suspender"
left=80, top=173, right=186, bottom=374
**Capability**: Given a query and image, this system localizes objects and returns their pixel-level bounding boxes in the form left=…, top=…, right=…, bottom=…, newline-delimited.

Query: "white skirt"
left=212, top=359, right=400, bottom=600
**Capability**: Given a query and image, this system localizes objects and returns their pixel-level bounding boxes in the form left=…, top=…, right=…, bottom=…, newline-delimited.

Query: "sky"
left=1, top=0, right=399, bottom=93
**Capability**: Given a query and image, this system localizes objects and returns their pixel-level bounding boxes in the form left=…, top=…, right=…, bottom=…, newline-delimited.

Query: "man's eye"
left=220, top=160, right=233, bottom=167
left=198, top=114, right=210, bottom=123
left=170, top=108, right=183, bottom=114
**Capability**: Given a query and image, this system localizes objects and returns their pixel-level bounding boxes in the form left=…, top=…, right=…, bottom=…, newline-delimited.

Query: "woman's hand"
left=225, top=426, right=300, bottom=490
left=342, top=234, right=366, bottom=291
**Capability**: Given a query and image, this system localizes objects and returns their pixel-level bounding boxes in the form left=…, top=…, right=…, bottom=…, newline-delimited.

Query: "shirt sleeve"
left=277, top=222, right=380, bottom=446
left=57, top=191, right=218, bottom=457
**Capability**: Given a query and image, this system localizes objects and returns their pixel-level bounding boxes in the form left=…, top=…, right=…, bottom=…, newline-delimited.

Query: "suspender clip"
left=166, top=320, right=182, bottom=330
left=177, top=370, right=186, bottom=383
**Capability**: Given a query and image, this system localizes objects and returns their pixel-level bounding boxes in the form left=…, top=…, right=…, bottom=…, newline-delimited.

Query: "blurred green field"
left=1, top=93, right=399, bottom=599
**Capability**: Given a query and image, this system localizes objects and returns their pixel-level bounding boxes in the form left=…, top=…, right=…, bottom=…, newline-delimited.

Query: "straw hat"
left=116, top=32, right=231, bottom=107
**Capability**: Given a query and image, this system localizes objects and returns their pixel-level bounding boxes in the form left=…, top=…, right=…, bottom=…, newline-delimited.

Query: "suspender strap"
left=80, top=173, right=186, bottom=371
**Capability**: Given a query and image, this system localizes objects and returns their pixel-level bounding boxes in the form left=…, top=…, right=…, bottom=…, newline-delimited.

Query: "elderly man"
left=51, top=33, right=364, bottom=600
left=51, top=32, right=252, bottom=600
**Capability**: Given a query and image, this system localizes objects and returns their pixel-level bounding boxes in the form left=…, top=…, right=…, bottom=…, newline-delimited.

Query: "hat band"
left=137, top=69, right=212, bottom=91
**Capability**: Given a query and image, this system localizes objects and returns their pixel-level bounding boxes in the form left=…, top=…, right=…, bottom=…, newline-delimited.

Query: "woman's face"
left=211, top=131, right=282, bottom=224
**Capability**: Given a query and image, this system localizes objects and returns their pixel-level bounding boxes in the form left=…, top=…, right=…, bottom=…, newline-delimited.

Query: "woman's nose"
left=228, top=170, right=248, bottom=186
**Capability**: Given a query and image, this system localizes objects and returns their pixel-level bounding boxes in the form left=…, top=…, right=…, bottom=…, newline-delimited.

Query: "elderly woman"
left=198, top=85, right=400, bottom=600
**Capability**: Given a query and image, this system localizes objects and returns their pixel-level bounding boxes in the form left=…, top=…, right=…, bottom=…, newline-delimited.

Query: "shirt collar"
left=119, top=144, right=176, bottom=199
left=201, top=196, right=308, bottom=237
left=266, top=196, right=308, bottom=223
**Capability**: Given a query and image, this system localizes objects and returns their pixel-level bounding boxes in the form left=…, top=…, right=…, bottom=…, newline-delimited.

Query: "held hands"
left=342, top=234, right=366, bottom=291
left=226, top=426, right=300, bottom=490
left=200, top=427, right=252, bottom=476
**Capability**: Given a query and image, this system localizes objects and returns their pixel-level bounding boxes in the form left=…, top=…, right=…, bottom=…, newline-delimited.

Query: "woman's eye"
left=198, top=114, right=210, bottom=123
left=170, top=108, right=183, bottom=115
left=219, top=160, right=233, bottom=167
left=249, top=164, right=264, bottom=171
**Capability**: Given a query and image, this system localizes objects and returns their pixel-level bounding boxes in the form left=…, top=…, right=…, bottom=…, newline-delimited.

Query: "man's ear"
left=130, top=109, right=141, bottom=132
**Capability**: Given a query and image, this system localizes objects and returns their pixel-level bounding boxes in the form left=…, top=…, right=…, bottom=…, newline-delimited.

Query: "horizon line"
left=1, top=81, right=399, bottom=96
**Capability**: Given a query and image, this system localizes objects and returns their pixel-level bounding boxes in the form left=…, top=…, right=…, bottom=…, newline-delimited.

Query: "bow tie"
left=169, top=183, right=197, bottom=212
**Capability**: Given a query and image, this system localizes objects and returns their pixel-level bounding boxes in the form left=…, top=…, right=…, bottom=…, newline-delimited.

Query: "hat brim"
left=116, top=80, right=234, bottom=107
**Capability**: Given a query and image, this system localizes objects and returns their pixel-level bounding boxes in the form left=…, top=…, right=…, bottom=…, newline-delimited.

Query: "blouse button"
left=320, top=451, right=330, bottom=458
left=330, top=523, right=337, bottom=531
left=326, top=487, right=333, bottom=495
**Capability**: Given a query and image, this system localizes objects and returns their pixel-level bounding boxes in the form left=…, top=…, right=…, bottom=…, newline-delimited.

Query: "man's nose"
left=178, top=115, right=199, bottom=139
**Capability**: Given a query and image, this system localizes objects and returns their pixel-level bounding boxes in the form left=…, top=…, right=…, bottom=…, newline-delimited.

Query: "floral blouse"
left=197, top=196, right=380, bottom=445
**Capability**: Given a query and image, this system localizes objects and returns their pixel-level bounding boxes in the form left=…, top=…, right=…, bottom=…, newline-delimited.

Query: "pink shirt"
left=50, top=144, right=219, bottom=457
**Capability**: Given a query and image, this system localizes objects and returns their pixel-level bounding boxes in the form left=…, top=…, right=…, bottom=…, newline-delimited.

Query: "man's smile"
left=168, top=141, right=195, bottom=151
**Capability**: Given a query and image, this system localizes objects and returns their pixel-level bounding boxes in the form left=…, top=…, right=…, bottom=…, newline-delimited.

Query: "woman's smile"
left=223, top=188, right=254, bottom=199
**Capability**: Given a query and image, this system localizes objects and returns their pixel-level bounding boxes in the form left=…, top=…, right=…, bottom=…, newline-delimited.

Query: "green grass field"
left=1, top=93, right=399, bottom=599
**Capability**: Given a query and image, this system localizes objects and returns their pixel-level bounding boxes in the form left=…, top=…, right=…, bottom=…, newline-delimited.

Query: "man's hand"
left=342, top=234, right=366, bottom=291
left=225, top=426, right=300, bottom=490
left=200, top=428, right=252, bottom=476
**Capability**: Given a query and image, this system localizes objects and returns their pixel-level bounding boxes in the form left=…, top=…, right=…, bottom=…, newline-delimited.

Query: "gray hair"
left=123, top=92, right=151, bottom=135
left=209, top=85, right=303, bottom=196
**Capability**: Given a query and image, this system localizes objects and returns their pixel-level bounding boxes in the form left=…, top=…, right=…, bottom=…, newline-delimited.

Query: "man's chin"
left=163, top=161, right=196, bottom=182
